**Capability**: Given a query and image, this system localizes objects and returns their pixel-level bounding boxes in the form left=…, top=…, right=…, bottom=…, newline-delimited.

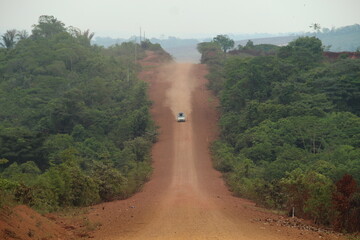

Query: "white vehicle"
left=177, top=112, right=186, bottom=122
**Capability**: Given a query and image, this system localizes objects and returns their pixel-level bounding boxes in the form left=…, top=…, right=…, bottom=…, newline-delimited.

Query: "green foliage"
left=278, top=36, right=323, bottom=70
left=212, top=35, right=235, bottom=53
left=0, top=177, right=19, bottom=207
left=34, top=161, right=100, bottom=209
left=197, top=41, right=226, bottom=94
left=211, top=140, right=237, bottom=172
left=200, top=36, right=360, bottom=231
left=31, top=15, right=66, bottom=39
left=0, top=16, right=155, bottom=212
left=1, top=29, right=18, bottom=49
left=281, top=170, right=334, bottom=224
left=244, top=40, right=254, bottom=49
left=2, top=161, right=41, bottom=182
left=308, top=59, right=360, bottom=115
left=197, top=41, right=224, bottom=65
left=0, top=126, right=44, bottom=167
left=234, top=41, right=280, bottom=58
left=90, top=161, right=127, bottom=201
left=140, top=39, right=172, bottom=62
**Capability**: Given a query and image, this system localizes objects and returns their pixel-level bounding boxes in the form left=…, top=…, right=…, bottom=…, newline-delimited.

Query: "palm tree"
left=76, top=29, right=95, bottom=46
left=310, top=23, right=321, bottom=36
left=81, top=29, right=95, bottom=42
left=68, top=27, right=94, bottom=46
left=17, top=30, right=29, bottom=40
left=0, top=29, right=17, bottom=49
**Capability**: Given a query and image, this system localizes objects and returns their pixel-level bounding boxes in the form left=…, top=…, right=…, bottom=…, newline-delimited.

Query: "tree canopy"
left=212, top=34, right=235, bottom=53
left=199, top=36, right=360, bottom=232
left=0, top=16, right=168, bottom=211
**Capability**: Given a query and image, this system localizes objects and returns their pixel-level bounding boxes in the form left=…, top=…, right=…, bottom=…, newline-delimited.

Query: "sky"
left=1, top=0, right=360, bottom=39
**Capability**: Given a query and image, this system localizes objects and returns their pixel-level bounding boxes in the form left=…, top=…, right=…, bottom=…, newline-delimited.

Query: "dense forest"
left=0, top=16, right=169, bottom=212
left=198, top=36, right=360, bottom=232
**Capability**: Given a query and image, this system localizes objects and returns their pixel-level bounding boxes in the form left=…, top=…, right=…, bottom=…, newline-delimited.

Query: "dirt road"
left=88, top=60, right=343, bottom=240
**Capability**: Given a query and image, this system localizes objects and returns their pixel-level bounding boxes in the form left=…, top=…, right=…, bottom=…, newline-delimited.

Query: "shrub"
left=0, top=178, right=19, bottom=207
left=332, top=174, right=360, bottom=232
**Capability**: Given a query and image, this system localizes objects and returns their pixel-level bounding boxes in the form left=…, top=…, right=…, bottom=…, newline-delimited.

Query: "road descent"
left=132, top=63, right=242, bottom=239
left=88, top=59, right=343, bottom=240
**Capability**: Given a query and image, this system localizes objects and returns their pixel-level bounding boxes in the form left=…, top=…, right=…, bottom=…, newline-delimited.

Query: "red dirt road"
left=88, top=60, right=344, bottom=240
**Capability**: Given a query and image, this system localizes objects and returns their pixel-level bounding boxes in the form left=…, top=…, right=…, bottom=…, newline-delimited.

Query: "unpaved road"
left=87, top=59, right=343, bottom=240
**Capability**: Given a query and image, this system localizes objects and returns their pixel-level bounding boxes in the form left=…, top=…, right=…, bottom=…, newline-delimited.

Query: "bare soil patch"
left=0, top=205, right=77, bottom=240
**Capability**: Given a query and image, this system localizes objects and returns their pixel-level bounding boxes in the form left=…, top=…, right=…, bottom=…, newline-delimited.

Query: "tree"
left=278, top=37, right=323, bottom=69
left=31, top=15, right=66, bottom=38
left=197, top=41, right=224, bottom=64
left=310, top=23, right=321, bottom=34
left=1, top=29, right=17, bottom=49
left=281, top=169, right=334, bottom=223
left=16, top=30, right=29, bottom=40
left=213, top=34, right=234, bottom=53
left=332, top=174, right=359, bottom=232
left=244, top=40, right=254, bottom=50
left=303, top=172, right=333, bottom=224
left=309, top=59, right=360, bottom=115
left=68, top=27, right=95, bottom=46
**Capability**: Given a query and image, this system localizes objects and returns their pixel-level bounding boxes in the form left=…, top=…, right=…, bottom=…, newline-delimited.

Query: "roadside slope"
left=0, top=205, right=76, bottom=240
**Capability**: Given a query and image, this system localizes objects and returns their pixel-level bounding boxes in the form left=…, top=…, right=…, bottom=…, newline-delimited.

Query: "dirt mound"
left=0, top=205, right=75, bottom=240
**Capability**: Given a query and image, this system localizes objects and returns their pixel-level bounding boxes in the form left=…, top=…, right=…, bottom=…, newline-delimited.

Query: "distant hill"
left=91, top=24, right=360, bottom=63
left=235, top=24, right=360, bottom=52
left=92, top=36, right=201, bottom=62
left=315, top=24, right=360, bottom=51
left=92, top=36, right=128, bottom=47
left=147, top=37, right=201, bottom=63
left=235, top=36, right=298, bottom=47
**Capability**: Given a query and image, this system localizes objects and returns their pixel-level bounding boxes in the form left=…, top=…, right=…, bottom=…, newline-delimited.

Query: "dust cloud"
left=162, top=63, right=198, bottom=120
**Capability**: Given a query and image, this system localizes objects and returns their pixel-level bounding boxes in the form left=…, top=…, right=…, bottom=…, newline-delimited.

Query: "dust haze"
left=163, top=63, right=199, bottom=120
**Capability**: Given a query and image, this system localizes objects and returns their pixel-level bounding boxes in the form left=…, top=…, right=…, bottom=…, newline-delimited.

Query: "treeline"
left=198, top=36, right=360, bottom=232
left=230, top=40, right=280, bottom=57
left=0, top=16, right=167, bottom=211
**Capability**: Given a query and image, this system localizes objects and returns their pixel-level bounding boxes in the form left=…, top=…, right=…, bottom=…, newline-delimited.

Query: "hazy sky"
left=1, top=0, right=360, bottom=38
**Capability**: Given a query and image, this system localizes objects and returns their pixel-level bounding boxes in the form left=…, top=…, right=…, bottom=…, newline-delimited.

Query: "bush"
left=332, top=174, right=360, bottom=232
left=280, top=170, right=335, bottom=223
left=90, top=161, right=127, bottom=201
left=0, top=178, right=19, bottom=207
